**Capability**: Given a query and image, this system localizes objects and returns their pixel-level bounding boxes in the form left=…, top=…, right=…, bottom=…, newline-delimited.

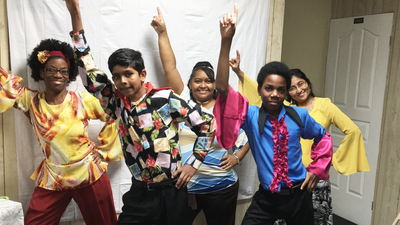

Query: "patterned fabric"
left=214, top=86, right=332, bottom=192
left=72, top=31, right=216, bottom=183
left=179, top=86, right=247, bottom=194
left=274, top=180, right=333, bottom=225
left=313, top=180, right=333, bottom=225
left=0, top=67, right=122, bottom=190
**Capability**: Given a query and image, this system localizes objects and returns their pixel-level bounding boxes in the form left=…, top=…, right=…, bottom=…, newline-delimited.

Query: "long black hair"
left=287, top=68, right=315, bottom=104
left=187, top=61, right=218, bottom=100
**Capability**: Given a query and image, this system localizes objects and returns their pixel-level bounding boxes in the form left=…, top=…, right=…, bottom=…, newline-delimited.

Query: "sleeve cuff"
left=70, top=29, right=88, bottom=52
left=306, top=132, right=333, bottom=180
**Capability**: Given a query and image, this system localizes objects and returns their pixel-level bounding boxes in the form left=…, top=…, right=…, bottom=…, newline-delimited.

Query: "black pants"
left=187, top=181, right=239, bottom=225
left=117, top=178, right=191, bottom=225
left=242, top=184, right=313, bottom=225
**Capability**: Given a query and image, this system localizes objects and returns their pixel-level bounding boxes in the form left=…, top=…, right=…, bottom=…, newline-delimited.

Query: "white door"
left=325, top=13, right=393, bottom=225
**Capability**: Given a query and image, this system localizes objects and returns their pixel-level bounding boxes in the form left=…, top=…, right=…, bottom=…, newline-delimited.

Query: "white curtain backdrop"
left=7, top=0, right=269, bottom=221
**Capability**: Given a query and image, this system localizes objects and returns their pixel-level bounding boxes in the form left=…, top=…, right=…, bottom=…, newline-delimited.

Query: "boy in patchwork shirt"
left=66, top=1, right=216, bottom=224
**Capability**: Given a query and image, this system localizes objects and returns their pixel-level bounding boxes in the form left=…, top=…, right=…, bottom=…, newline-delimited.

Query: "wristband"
left=233, top=153, right=241, bottom=165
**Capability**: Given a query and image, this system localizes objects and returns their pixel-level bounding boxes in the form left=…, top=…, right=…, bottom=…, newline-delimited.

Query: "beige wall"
left=282, top=0, right=400, bottom=224
left=281, top=0, right=331, bottom=97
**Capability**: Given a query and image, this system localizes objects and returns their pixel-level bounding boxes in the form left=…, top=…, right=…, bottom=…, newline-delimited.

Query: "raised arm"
left=230, top=50, right=262, bottom=106
left=214, top=5, right=249, bottom=149
left=229, top=49, right=244, bottom=83
left=151, top=7, right=184, bottom=94
left=65, top=0, right=83, bottom=33
left=66, top=0, right=116, bottom=116
left=216, top=4, right=238, bottom=100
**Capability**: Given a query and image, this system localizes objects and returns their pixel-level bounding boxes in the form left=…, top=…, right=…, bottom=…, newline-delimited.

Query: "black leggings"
left=187, top=181, right=239, bottom=225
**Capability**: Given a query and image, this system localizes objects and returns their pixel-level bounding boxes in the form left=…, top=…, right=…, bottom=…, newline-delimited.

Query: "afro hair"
left=27, top=38, right=78, bottom=82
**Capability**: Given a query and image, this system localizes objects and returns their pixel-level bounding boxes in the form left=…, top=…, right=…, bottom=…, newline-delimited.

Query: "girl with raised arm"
left=151, top=7, right=250, bottom=225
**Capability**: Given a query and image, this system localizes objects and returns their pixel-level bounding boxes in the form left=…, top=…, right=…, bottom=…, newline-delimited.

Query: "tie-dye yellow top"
left=0, top=69, right=122, bottom=190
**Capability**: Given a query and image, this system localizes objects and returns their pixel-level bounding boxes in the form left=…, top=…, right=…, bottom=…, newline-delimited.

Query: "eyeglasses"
left=289, top=81, right=306, bottom=92
left=44, top=67, right=69, bottom=77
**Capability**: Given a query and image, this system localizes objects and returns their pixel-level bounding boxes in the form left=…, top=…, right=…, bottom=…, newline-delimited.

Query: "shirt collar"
left=258, top=105, right=286, bottom=134
left=115, top=82, right=171, bottom=110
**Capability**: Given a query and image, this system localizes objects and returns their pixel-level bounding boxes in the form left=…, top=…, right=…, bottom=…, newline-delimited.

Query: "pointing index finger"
left=157, top=7, right=163, bottom=19
left=236, top=49, right=240, bottom=60
left=233, top=3, right=238, bottom=22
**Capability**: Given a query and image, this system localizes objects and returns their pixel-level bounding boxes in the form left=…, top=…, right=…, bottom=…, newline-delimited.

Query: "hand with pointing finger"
left=219, top=3, right=238, bottom=39
left=151, top=7, right=167, bottom=35
left=229, top=49, right=241, bottom=74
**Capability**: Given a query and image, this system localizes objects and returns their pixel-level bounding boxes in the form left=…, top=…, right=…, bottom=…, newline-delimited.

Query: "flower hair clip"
left=37, top=50, right=50, bottom=64
left=37, top=50, right=70, bottom=67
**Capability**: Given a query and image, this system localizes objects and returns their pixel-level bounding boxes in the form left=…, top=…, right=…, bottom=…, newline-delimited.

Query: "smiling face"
left=188, top=69, right=215, bottom=103
left=40, top=58, right=69, bottom=96
left=288, top=76, right=311, bottom=104
left=112, top=65, right=147, bottom=102
left=258, top=74, right=287, bottom=117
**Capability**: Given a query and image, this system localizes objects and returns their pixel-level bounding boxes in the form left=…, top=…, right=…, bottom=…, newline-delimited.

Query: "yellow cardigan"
left=239, top=73, right=370, bottom=175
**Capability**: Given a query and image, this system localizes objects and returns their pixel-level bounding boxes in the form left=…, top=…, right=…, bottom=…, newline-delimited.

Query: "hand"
left=301, top=171, right=320, bottom=193
left=220, top=154, right=238, bottom=170
left=64, top=0, right=80, bottom=14
left=229, top=49, right=241, bottom=74
left=151, top=7, right=167, bottom=35
left=91, top=149, right=104, bottom=165
left=219, top=4, right=238, bottom=39
left=172, top=164, right=197, bottom=189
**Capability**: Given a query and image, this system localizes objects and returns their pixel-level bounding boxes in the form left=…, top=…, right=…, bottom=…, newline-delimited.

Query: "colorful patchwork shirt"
left=0, top=67, right=122, bottom=190
left=71, top=30, right=216, bottom=183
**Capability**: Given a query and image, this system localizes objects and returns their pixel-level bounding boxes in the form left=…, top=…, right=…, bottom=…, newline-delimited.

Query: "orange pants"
left=24, top=173, right=117, bottom=225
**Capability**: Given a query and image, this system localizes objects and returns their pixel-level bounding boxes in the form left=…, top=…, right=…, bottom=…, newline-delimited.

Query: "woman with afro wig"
left=0, top=37, right=122, bottom=225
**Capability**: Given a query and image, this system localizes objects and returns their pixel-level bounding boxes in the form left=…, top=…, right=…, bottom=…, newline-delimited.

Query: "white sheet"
left=7, top=0, right=269, bottom=221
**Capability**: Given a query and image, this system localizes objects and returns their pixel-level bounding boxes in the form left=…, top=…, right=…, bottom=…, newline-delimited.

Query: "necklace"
left=307, top=98, right=315, bottom=113
left=195, top=99, right=211, bottom=106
